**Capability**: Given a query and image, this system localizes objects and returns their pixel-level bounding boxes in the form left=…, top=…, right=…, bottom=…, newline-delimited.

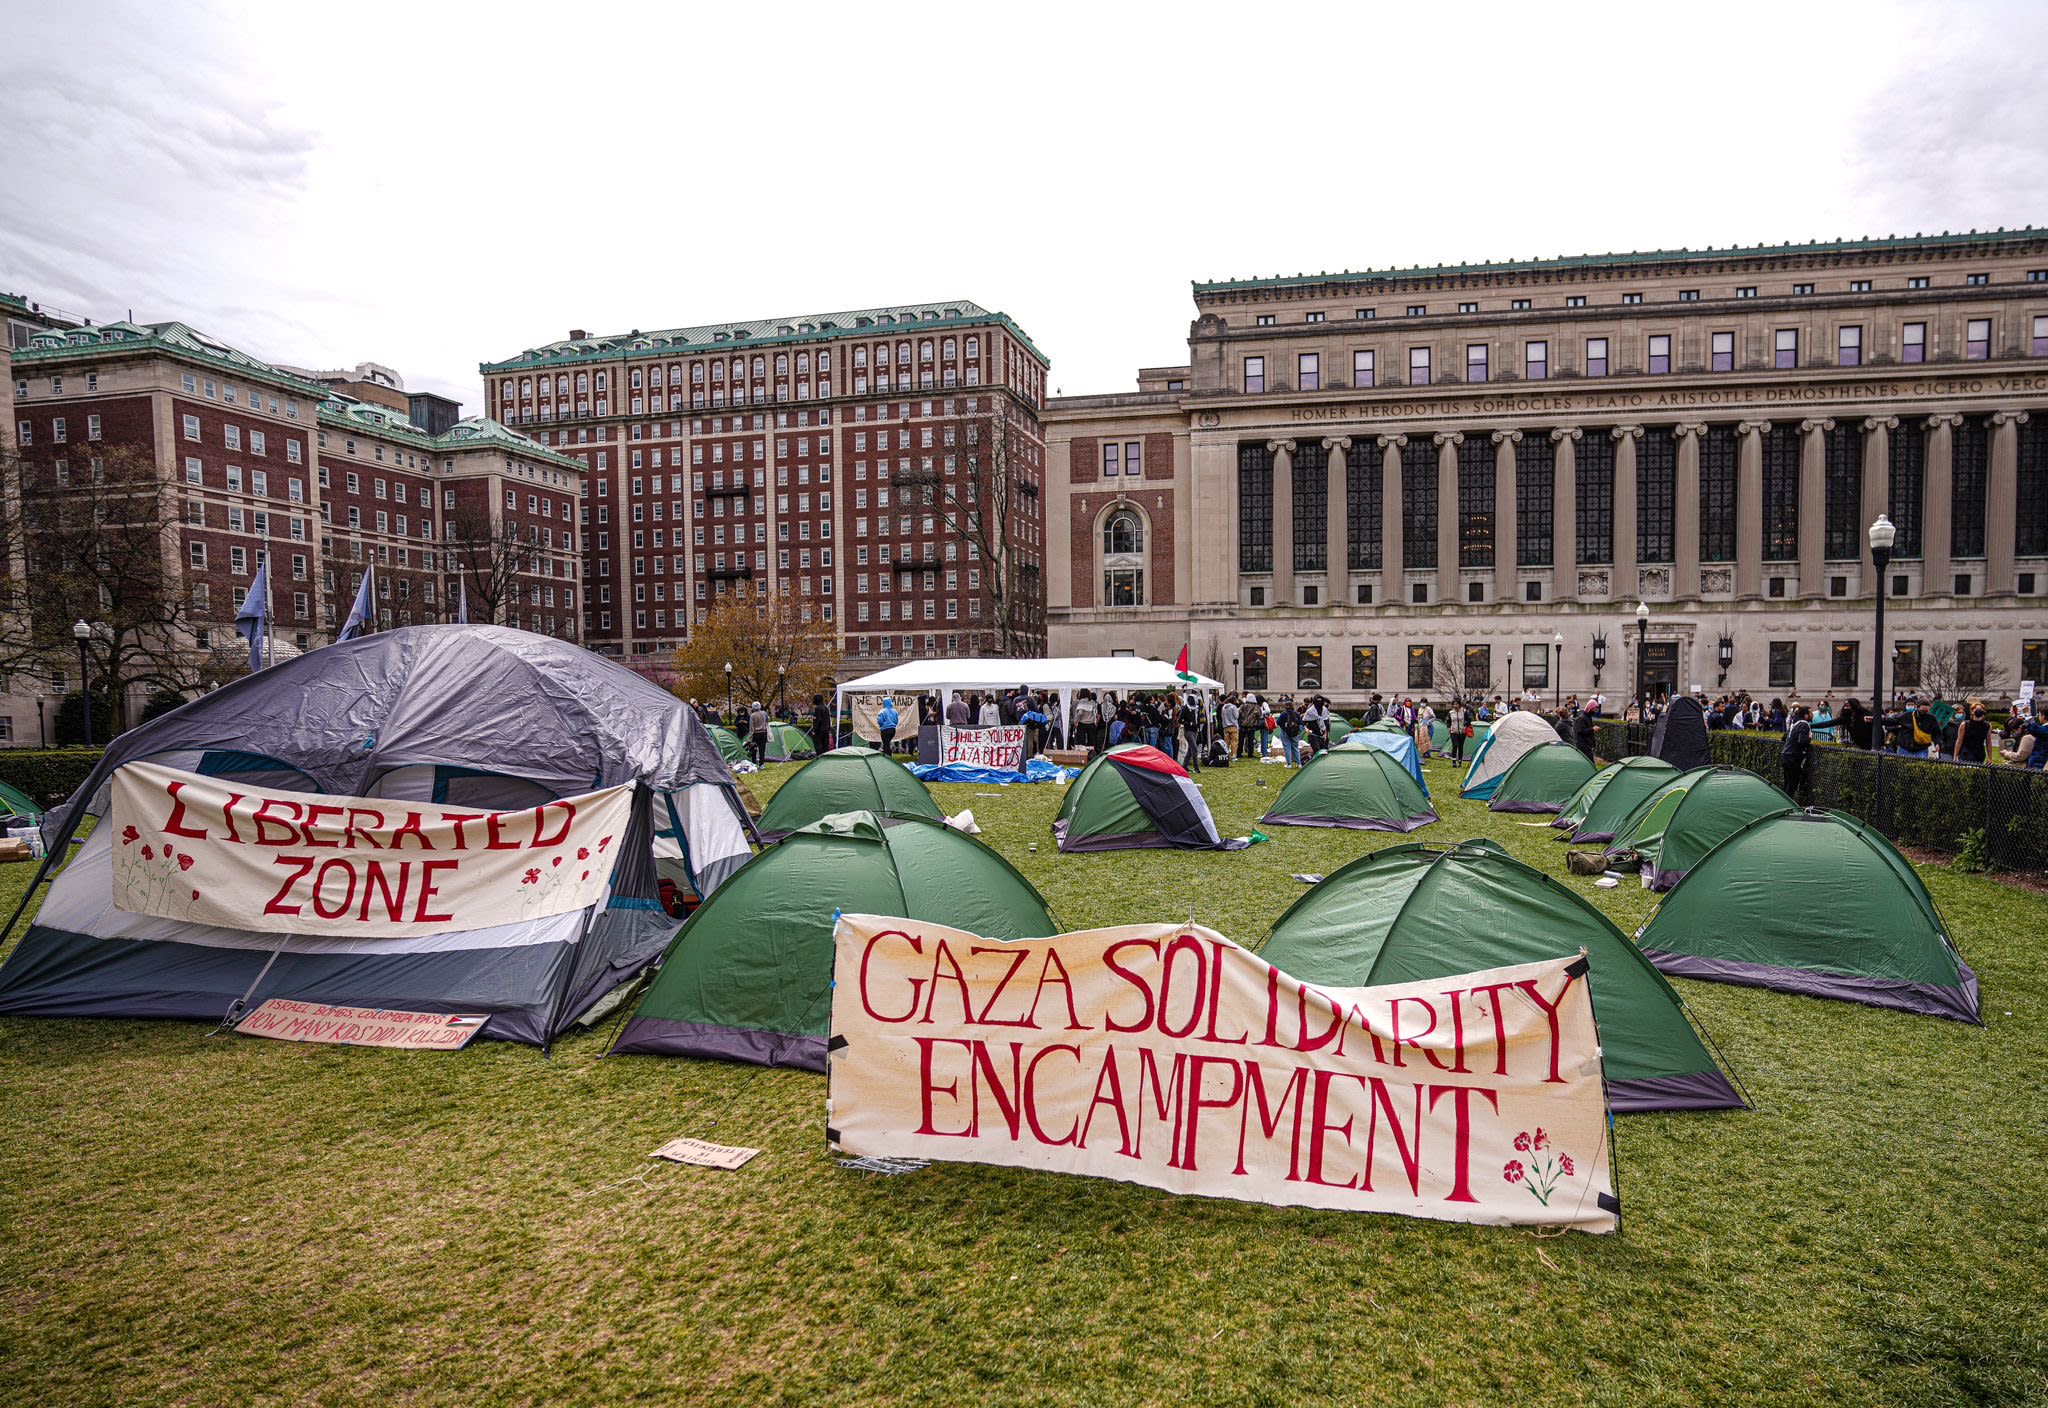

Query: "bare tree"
left=1911, top=641, right=2014, bottom=703
left=908, top=406, right=1042, bottom=657
left=444, top=506, right=546, bottom=628
left=9, top=443, right=207, bottom=729
left=1432, top=643, right=1502, bottom=711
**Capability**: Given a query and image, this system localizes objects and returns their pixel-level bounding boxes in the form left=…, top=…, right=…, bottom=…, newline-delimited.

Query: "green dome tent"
left=765, top=720, right=816, bottom=762
left=1261, top=746, right=1437, bottom=832
left=1325, top=715, right=1353, bottom=744
left=755, top=746, right=941, bottom=841
left=707, top=725, right=746, bottom=764
left=613, top=812, right=1056, bottom=1069
left=1604, top=766, right=1794, bottom=890
left=1553, top=756, right=1679, bottom=843
left=1362, top=719, right=1410, bottom=735
left=1487, top=742, right=1597, bottom=814
left=0, top=778, right=43, bottom=822
left=1054, top=744, right=1245, bottom=851
left=1636, top=810, right=1980, bottom=1023
left=1262, top=840, right=1743, bottom=1113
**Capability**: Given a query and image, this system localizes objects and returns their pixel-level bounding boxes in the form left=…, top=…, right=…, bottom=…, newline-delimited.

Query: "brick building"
left=479, top=300, right=1050, bottom=667
left=5, top=317, right=582, bottom=740
left=1046, top=229, right=2048, bottom=706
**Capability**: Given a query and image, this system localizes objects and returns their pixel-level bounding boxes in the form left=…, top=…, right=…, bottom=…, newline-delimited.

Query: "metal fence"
left=1594, top=720, right=2048, bottom=874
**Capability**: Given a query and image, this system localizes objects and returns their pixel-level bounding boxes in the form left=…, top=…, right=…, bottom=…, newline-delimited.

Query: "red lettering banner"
left=828, top=915, right=1618, bottom=1232
left=110, top=760, right=633, bottom=937
left=941, top=726, right=1026, bottom=771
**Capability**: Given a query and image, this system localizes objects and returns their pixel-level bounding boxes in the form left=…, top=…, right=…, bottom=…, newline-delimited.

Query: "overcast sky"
left=3, top=1, right=2042, bottom=413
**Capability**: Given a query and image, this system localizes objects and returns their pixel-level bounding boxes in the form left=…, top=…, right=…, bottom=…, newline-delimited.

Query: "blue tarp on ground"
left=910, top=758, right=1079, bottom=785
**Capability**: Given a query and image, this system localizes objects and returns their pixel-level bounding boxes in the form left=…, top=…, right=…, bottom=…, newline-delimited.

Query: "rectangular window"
left=1524, top=340, right=1547, bottom=380
left=1575, top=433, right=1615, bottom=565
left=1952, top=415, right=1989, bottom=558
left=1351, top=645, right=1377, bottom=690
left=1711, top=331, right=1735, bottom=372
left=1966, top=318, right=1991, bottom=360
left=1638, top=427, right=1676, bottom=564
left=1347, top=441, right=1381, bottom=571
left=1825, top=422, right=1864, bottom=559
left=1465, top=343, right=1488, bottom=383
left=1585, top=337, right=1608, bottom=377
left=1908, top=276, right=1930, bottom=290
left=1102, top=442, right=1121, bottom=477
left=1522, top=642, right=1549, bottom=691
left=1850, top=279, right=1872, bottom=292
left=1458, top=302, right=1478, bottom=314
left=1407, top=645, right=1433, bottom=690
left=1516, top=434, right=1555, bottom=566
left=1237, top=442, right=1274, bottom=573
left=1736, top=287, right=1757, bottom=299
left=1958, top=638, right=1987, bottom=690
left=1647, top=335, right=1671, bottom=374
left=1894, top=639, right=1922, bottom=689
left=1763, top=425, right=1800, bottom=561
left=1297, top=352, right=1320, bottom=391
left=1838, top=325, right=1863, bottom=367
left=1352, top=349, right=1375, bottom=387
left=1457, top=437, right=1494, bottom=568
left=1566, top=295, right=1586, bottom=308
left=1701, top=425, right=1739, bottom=563
left=1966, top=273, right=1989, bottom=287
left=1463, top=645, right=1491, bottom=691
left=1400, top=440, right=1437, bottom=570
left=1768, top=641, right=1796, bottom=690
left=2019, top=419, right=2048, bottom=557
left=1623, top=292, right=1642, bottom=305
left=1831, top=640, right=1860, bottom=689
left=1291, top=440, right=1328, bottom=573
left=1889, top=421, right=1925, bottom=557
left=1679, top=290, right=1700, bottom=302
left=1297, top=646, right=1323, bottom=690
left=2034, top=314, right=2048, bottom=356
left=1243, top=356, right=1265, bottom=393
left=2022, top=639, right=2048, bottom=685
left=1902, top=321, right=1926, bottom=363
left=1774, top=328, right=1799, bottom=368
left=1407, top=305, right=1426, bottom=317
left=1241, top=647, right=1268, bottom=691
left=1409, top=346, right=1431, bottom=386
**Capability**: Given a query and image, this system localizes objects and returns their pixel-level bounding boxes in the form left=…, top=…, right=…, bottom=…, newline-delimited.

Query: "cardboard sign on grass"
left=941, top=725, right=1027, bottom=772
left=109, top=760, right=632, bottom=937
left=828, top=915, right=1618, bottom=1233
left=235, top=1000, right=488, bottom=1049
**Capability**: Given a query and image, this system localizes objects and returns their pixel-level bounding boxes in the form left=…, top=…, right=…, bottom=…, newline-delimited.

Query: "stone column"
left=1267, top=437, right=1295, bottom=606
left=1435, top=430, right=1463, bottom=605
left=1323, top=436, right=1351, bottom=607
left=1861, top=416, right=1895, bottom=590
left=1552, top=427, right=1580, bottom=596
left=1612, top=425, right=1641, bottom=600
left=1493, top=429, right=1522, bottom=601
left=1378, top=433, right=1406, bottom=605
left=1674, top=423, right=1704, bottom=599
left=1798, top=417, right=1832, bottom=596
left=1989, top=411, right=2029, bottom=596
left=1735, top=420, right=1771, bottom=599
left=1923, top=414, right=1961, bottom=593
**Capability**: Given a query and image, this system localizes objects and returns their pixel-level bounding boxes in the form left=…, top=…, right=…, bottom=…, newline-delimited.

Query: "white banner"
left=828, top=915, right=1618, bottom=1232
left=109, top=760, right=633, bottom=938
left=941, top=725, right=1025, bottom=771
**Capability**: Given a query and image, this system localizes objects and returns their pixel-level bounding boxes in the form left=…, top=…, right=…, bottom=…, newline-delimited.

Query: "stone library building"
left=1044, top=228, right=2048, bottom=706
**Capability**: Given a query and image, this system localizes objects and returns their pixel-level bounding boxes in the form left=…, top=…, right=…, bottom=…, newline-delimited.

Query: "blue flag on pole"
left=234, top=558, right=269, bottom=671
left=339, top=566, right=374, bottom=641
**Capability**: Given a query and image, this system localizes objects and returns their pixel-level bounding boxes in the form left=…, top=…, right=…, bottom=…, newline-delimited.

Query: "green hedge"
left=0, top=750, right=104, bottom=807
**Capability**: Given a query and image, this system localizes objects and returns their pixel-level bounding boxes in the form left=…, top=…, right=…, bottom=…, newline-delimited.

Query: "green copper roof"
left=1194, top=227, right=2048, bottom=295
left=12, top=319, right=335, bottom=398
left=0, top=292, right=29, bottom=314
left=480, top=299, right=1047, bottom=374
left=317, top=396, right=586, bottom=472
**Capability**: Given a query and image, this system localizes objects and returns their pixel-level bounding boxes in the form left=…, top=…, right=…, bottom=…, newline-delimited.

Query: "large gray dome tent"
left=0, top=625, right=754, bottom=1046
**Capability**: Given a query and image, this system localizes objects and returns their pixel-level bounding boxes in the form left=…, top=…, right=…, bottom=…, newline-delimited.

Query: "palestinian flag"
left=1054, top=744, right=1248, bottom=851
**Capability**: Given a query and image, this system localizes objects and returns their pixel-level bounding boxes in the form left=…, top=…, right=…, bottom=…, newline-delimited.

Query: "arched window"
left=1104, top=510, right=1143, bottom=556
left=1101, top=508, right=1145, bottom=607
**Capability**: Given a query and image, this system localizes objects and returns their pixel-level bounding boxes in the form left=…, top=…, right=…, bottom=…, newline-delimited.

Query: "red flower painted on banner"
left=141, top=846, right=154, bottom=861
left=522, top=868, right=541, bottom=884
left=579, top=871, right=589, bottom=881
left=598, top=835, right=613, bottom=851
left=190, top=889, right=199, bottom=901
left=1506, top=1131, right=1578, bottom=1208
left=576, top=847, right=590, bottom=860
left=161, top=845, right=173, bottom=860
left=177, top=854, right=194, bottom=872
left=121, top=825, right=139, bottom=845
left=552, top=856, right=562, bottom=867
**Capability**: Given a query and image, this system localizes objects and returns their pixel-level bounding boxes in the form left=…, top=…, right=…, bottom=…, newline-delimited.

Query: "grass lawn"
left=2, top=751, right=2044, bottom=1407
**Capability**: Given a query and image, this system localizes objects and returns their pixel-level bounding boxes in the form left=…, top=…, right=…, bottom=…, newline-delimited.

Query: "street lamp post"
left=72, top=620, right=93, bottom=749
left=1635, top=601, right=1650, bottom=723
left=777, top=664, right=787, bottom=717
left=1552, top=631, right=1563, bottom=709
left=724, top=660, right=734, bottom=718
left=1869, top=514, right=1897, bottom=749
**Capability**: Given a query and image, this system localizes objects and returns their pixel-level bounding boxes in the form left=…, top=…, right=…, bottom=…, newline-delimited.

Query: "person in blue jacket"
left=877, top=697, right=899, bottom=755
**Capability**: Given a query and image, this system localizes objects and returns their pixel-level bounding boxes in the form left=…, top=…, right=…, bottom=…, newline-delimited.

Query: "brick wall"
left=1069, top=436, right=1096, bottom=484
left=1067, top=486, right=1176, bottom=608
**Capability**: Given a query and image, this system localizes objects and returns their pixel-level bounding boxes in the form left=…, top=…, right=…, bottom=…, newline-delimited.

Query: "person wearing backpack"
left=1276, top=698, right=1303, bottom=767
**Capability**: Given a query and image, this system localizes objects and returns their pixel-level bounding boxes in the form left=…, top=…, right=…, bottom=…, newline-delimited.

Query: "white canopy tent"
left=835, top=656, right=1224, bottom=751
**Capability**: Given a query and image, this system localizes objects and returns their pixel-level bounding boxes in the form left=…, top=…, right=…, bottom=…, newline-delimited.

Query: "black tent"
left=1652, top=696, right=1710, bottom=770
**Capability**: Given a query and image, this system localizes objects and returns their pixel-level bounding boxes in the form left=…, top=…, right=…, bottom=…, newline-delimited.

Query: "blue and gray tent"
left=0, top=625, right=754, bottom=1046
